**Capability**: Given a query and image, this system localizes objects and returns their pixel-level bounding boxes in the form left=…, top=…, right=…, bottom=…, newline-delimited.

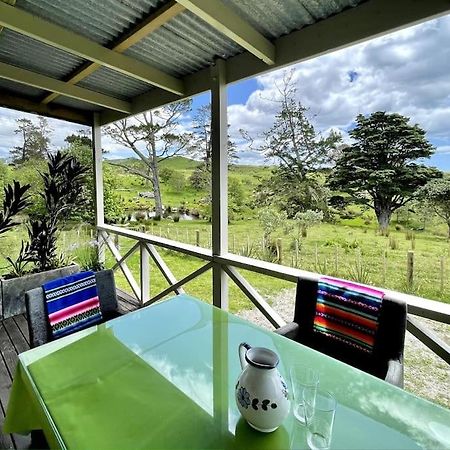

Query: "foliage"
left=159, top=167, right=175, bottom=183
left=189, top=103, right=238, bottom=172
left=17, top=151, right=88, bottom=273
left=257, top=72, right=341, bottom=180
left=105, top=100, right=193, bottom=216
left=10, top=117, right=52, bottom=164
left=294, top=209, right=323, bottom=238
left=329, top=111, right=441, bottom=232
left=189, top=166, right=209, bottom=190
left=243, top=71, right=340, bottom=217
left=0, top=181, right=31, bottom=235
left=419, top=178, right=450, bottom=237
left=73, top=240, right=104, bottom=271
left=257, top=207, right=287, bottom=240
left=65, top=142, right=123, bottom=223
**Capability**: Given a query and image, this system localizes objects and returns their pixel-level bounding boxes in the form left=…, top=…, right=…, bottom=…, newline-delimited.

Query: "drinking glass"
left=304, top=390, right=336, bottom=450
left=289, top=366, right=319, bottom=424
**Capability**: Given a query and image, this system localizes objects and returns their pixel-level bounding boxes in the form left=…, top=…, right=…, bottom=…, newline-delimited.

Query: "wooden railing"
left=98, top=224, right=450, bottom=365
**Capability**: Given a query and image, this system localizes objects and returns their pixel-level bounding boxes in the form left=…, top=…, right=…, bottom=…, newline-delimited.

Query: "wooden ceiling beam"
left=176, top=0, right=275, bottom=65
left=0, top=2, right=185, bottom=95
left=0, top=90, right=92, bottom=125
left=42, top=1, right=185, bottom=105
left=0, top=62, right=132, bottom=113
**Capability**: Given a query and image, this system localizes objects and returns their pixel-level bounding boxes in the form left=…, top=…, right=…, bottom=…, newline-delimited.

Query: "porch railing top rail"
left=98, top=224, right=450, bottom=325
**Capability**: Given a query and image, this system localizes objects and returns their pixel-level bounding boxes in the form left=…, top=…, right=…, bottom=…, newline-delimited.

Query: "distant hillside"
left=105, top=156, right=202, bottom=171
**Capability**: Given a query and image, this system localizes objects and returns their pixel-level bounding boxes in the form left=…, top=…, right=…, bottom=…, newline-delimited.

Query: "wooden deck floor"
left=0, top=293, right=139, bottom=449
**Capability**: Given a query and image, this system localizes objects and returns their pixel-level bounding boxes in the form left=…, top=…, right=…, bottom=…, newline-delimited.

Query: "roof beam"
left=0, top=62, right=132, bottom=113
left=176, top=0, right=275, bottom=65
left=0, top=2, right=185, bottom=95
left=100, top=0, right=450, bottom=125
left=0, top=90, right=92, bottom=125
left=42, top=1, right=185, bottom=105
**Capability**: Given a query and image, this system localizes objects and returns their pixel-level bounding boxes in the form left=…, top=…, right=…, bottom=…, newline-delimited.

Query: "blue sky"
left=1, top=14, right=450, bottom=170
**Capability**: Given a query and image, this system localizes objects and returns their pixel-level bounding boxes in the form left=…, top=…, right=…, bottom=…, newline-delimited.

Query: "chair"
left=275, top=279, right=406, bottom=387
left=25, top=269, right=123, bottom=348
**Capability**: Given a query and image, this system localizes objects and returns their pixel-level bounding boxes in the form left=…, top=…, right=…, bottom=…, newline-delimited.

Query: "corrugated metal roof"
left=222, top=0, right=365, bottom=39
left=0, top=29, right=85, bottom=79
left=125, top=11, right=243, bottom=77
left=78, top=67, right=151, bottom=101
left=15, top=0, right=165, bottom=45
left=0, top=0, right=367, bottom=121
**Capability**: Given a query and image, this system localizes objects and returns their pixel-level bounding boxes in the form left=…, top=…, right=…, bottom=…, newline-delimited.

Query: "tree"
left=10, top=117, right=52, bottom=163
left=244, top=71, right=341, bottom=217
left=294, top=209, right=323, bottom=238
left=105, top=100, right=192, bottom=217
left=64, top=140, right=122, bottom=224
left=258, top=73, right=341, bottom=182
left=329, top=112, right=441, bottom=233
left=189, top=104, right=238, bottom=189
left=419, top=178, right=450, bottom=237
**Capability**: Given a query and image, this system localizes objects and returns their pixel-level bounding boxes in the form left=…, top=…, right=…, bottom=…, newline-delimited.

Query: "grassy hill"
left=105, top=156, right=272, bottom=216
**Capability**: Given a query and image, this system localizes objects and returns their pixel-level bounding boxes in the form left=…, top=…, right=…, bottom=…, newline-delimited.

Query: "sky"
left=1, top=13, right=450, bottom=169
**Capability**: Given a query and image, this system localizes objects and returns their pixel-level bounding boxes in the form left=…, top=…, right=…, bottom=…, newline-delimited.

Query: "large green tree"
left=419, top=178, right=450, bottom=237
left=105, top=100, right=192, bottom=217
left=10, top=116, right=52, bottom=163
left=329, top=112, right=440, bottom=232
left=246, top=71, right=340, bottom=217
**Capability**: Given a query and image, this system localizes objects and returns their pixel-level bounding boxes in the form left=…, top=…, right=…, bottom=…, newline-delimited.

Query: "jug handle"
left=239, top=342, right=251, bottom=369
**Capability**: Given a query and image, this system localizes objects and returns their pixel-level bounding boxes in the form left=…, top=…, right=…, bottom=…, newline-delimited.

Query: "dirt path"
left=236, top=288, right=450, bottom=409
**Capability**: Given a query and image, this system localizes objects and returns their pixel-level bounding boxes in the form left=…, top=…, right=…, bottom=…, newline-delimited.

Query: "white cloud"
left=1, top=14, right=450, bottom=167
left=227, top=14, right=450, bottom=165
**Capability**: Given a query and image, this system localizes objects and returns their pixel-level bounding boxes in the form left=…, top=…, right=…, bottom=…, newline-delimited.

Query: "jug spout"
left=239, top=342, right=251, bottom=369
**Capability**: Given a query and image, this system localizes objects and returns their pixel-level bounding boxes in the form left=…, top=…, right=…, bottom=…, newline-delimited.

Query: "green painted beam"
left=101, top=0, right=450, bottom=125
left=0, top=62, right=132, bottom=113
left=176, top=0, right=275, bottom=65
left=0, top=2, right=185, bottom=95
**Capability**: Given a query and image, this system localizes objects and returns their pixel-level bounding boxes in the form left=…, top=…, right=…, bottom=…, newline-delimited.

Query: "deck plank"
left=12, top=315, right=30, bottom=346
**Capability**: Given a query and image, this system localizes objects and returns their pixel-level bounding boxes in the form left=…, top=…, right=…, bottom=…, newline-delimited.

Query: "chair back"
left=25, top=269, right=118, bottom=348
left=294, top=279, right=406, bottom=378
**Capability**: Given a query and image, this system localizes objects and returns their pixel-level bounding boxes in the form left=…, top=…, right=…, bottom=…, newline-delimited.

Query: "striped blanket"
left=313, top=277, right=384, bottom=353
left=43, top=271, right=103, bottom=339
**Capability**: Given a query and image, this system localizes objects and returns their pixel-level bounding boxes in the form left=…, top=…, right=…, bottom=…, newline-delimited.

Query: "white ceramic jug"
left=235, top=343, right=290, bottom=432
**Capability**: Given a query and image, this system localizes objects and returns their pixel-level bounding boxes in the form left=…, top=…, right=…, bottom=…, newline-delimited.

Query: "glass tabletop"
left=19, top=294, right=450, bottom=449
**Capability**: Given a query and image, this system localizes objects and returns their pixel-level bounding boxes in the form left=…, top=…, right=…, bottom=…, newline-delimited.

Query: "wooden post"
left=407, top=251, right=414, bottom=290
left=440, top=256, right=445, bottom=295
left=92, top=113, right=105, bottom=264
left=315, top=243, right=319, bottom=271
left=411, top=232, right=415, bottom=250
left=139, top=242, right=150, bottom=305
left=276, top=238, right=282, bottom=264
left=211, top=59, right=228, bottom=309
left=295, top=239, right=299, bottom=268
left=382, top=250, right=387, bottom=285
left=113, top=233, right=120, bottom=251
left=196, top=230, right=200, bottom=247
left=334, top=245, right=338, bottom=275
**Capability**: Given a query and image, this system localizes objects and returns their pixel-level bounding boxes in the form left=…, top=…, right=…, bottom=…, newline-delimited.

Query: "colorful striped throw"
left=313, top=277, right=384, bottom=353
left=43, top=271, right=103, bottom=339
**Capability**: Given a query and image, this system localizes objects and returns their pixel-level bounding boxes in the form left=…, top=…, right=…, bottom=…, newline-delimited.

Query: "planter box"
left=1, top=264, right=80, bottom=319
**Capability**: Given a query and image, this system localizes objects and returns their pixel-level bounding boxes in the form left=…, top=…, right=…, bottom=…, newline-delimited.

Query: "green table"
left=4, top=294, right=450, bottom=449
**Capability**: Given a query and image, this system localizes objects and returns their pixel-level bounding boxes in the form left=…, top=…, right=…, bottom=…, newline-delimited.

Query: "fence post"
left=315, top=243, right=319, bottom=271
left=334, top=245, right=338, bottom=275
left=411, top=232, right=416, bottom=250
left=196, top=230, right=200, bottom=247
left=295, top=239, right=299, bottom=268
left=232, top=234, right=236, bottom=253
left=113, top=233, right=120, bottom=251
left=139, top=242, right=150, bottom=305
left=407, top=251, right=414, bottom=290
left=382, top=250, right=387, bottom=285
left=440, top=256, right=445, bottom=295
left=276, top=238, right=282, bottom=264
